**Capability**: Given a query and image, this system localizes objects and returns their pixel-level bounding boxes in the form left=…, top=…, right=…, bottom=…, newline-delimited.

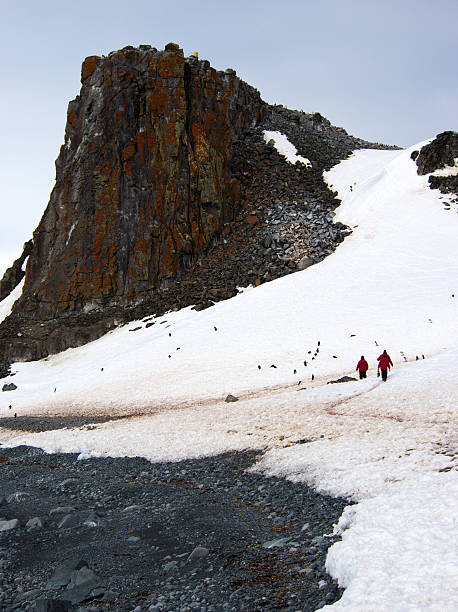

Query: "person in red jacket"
left=377, top=350, right=393, bottom=381
left=356, top=356, right=369, bottom=379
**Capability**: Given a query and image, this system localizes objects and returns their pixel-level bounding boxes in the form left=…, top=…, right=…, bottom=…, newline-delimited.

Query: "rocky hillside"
left=0, top=43, right=396, bottom=364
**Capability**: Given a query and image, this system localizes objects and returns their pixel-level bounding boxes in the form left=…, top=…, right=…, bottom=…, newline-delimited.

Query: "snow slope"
left=1, top=143, right=457, bottom=611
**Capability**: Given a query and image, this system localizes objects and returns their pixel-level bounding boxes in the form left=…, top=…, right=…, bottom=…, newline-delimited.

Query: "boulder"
left=225, top=394, right=239, bottom=403
left=327, top=375, right=357, bottom=384
left=2, top=382, right=17, bottom=392
left=415, top=131, right=458, bottom=175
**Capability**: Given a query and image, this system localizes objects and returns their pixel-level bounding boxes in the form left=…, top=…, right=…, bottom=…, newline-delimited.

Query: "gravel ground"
left=0, top=433, right=350, bottom=612
left=0, top=416, right=129, bottom=433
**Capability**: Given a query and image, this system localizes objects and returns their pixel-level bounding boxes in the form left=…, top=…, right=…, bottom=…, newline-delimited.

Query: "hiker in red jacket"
left=356, top=356, right=369, bottom=379
left=377, top=350, right=393, bottom=381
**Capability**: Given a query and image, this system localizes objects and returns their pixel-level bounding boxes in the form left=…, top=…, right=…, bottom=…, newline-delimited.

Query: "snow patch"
left=0, top=278, right=25, bottom=324
left=263, top=130, right=312, bottom=167
left=430, top=157, right=458, bottom=178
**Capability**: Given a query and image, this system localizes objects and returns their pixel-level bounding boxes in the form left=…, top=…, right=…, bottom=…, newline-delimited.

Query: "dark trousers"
left=381, top=369, right=388, bottom=381
left=359, top=371, right=367, bottom=379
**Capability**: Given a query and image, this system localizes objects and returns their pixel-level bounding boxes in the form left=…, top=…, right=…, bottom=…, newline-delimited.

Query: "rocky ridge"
left=0, top=43, right=397, bottom=364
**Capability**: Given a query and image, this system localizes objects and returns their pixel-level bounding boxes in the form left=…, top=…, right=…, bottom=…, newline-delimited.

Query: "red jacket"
left=377, top=353, right=393, bottom=370
left=356, top=359, right=369, bottom=372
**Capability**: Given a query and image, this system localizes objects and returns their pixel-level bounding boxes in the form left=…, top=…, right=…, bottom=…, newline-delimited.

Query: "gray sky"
left=1, top=0, right=457, bottom=273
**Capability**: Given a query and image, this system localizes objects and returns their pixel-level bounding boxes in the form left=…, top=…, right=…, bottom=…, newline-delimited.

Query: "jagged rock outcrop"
left=17, top=43, right=264, bottom=317
left=0, top=43, right=397, bottom=363
left=413, top=131, right=457, bottom=175
left=412, top=131, right=458, bottom=200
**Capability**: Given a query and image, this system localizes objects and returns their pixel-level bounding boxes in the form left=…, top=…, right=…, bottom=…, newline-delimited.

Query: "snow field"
left=1, top=142, right=458, bottom=610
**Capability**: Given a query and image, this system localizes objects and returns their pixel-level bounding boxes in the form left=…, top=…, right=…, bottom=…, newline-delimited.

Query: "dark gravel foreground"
left=0, top=440, right=349, bottom=612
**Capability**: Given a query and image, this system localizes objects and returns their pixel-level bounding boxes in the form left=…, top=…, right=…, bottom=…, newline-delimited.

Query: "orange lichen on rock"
left=1, top=44, right=265, bottom=361
left=81, top=55, right=101, bottom=82
left=136, top=132, right=146, bottom=165
left=67, top=111, right=77, bottom=128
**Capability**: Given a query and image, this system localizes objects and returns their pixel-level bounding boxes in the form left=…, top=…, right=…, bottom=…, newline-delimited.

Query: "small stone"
left=67, top=566, right=100, bottom=590
left=262, top=537, right=291, bottom=549
left=57, top=514, right=81, bottom=529
left=163, top=560, right=178, bottom=572
left=327, top=375, right=357, bottom=384
left=0, top=519, right=19, bottom=532
left=225, top=394, right=239, bottom=403
left=188, top=546, right=209, bottom=560
left=26, top=517, right=43, bottom=529
left=6, top=491, right=31, bottom=503
left=246, top=214, right=259, bottom=225
left=83, top=513, right=105, bottom=528
left=57, top=478, right=78, bottom=488
left=49, top=506, right=76, bottom=515
left=2, top=383, right=17, bottom=392
left=297, top=256, right=313, bottom=271
left=122, top=504, right=143, bottom=512
left=100, top=590, right=118, bottom=602
left=46, top=559, right=89, bottom=590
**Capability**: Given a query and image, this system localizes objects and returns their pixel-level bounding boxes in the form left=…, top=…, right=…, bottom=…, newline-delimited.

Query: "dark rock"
left=2, top=382, right=17, bottom=392
left=6, top=491, right=30, bottom=502
left=26, top=517, right=44, bottom=529
left=57, top=513, right=81, bottom=529
left=328, top=376, right=357, bottom=384
left=415, top=131, right=458, bottom=175
left=225, top=394, right=239, bottom=403
left=0, top=359, right=11, bottom=379
left=46, top=559, right=89, bottom=589
left=414, top=132, right=458, bottom=206
left=33, top=599, right=72, bottom=612
left=429, top=173, right=458, bottom=197
left=65, top=565, right=103, bottom=604
left=297, top=255, right=314, bottom=270
left=187, top=545, right=209, bottom=560
left=0, top=518, right=20, bottom=531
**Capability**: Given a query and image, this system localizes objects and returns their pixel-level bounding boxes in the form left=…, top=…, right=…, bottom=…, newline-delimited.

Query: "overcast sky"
left=1, top=0, right=457, bottom=274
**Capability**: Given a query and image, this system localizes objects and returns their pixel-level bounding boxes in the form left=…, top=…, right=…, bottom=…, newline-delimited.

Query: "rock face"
left=16, top=44, right=264, bottom=317
left=0, top=43, right=397, bottom=363
left=413, top=131, right=458, bottom=203
left=414, top=131, right=457, bottom=175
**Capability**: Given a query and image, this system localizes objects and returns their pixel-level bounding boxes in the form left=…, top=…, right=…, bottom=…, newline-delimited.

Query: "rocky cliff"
left=0, top=43, right=395, bottom=363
